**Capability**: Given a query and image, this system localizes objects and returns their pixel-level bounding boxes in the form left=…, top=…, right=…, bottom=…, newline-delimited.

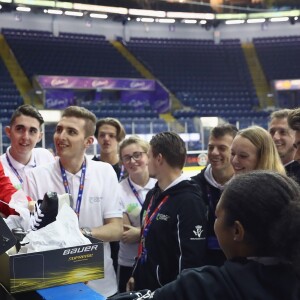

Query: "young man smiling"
left=1, top=104, right=55, bottom=190
left=25, top=106, right=123, bottom=298
left=192, top=124, right=238, bottom=266
left=269, top=109, right=300, bottom=184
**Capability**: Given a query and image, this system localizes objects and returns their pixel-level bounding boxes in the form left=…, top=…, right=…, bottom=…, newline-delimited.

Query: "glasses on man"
left=121, top=152, right=146, bottom=164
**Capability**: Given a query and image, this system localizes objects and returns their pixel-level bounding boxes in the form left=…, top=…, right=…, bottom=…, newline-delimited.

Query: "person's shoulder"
left=33, top=148, right=56, bottom=161
left=287, top=160, right=300, bottom=172
left=28, top=160, right=58, bottom=176
left=33, top=147, right=53, bottom=154
left=191, top=167, right=207, bottom=183
left=87, top=157, right=118, bottom=175
left=175, top=177, right=204, bottom=194
left=119, top=177, right=129, bottom=188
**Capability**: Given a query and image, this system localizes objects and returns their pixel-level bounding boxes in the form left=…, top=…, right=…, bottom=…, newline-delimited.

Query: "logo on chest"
left=156, top=213, right=170, bottom=221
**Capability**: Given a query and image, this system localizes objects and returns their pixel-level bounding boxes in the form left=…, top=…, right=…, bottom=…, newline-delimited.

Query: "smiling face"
left=96, top=124, right=119, bottom=156
left=54, top=116, right=93, bottom=161
left=5, top=114, right=42, bottom=159
left=230, top=135, right=258, bottom=174
left=208, top=134, right=234, bottom=173
left=121, top=143, right=148, bottom=178
left=269, top=117, right=296, bottom=165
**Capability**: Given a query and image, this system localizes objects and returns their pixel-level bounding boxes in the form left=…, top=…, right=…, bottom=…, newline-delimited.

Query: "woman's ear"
left=233, top=220, right=245, bottom=242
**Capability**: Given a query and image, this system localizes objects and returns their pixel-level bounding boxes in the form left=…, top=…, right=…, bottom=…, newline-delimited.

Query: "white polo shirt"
left=24, top=157, right=122, bottom=297
left=118, top=177, right=156, bottom=267
left=1, top=147, right=55, bottom=190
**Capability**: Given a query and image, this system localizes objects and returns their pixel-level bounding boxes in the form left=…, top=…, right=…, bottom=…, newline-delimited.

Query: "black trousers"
left=117, top=265, right=133, bottom=293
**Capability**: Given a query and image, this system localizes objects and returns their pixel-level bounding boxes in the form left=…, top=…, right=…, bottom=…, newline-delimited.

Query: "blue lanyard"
left=119, top=165, right=125, bottom=182
left=127, top=177, right=143, bottom=206
left=59, top=158, right=86, bottom=217
left=6, top=152, right=36, bottom=184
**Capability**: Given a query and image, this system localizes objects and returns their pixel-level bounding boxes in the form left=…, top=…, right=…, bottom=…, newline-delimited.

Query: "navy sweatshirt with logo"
left=132, top=179, right=207, bottom=291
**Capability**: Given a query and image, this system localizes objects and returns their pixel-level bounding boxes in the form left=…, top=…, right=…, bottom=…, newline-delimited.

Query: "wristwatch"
left=81, top=227, right=93, bottom=237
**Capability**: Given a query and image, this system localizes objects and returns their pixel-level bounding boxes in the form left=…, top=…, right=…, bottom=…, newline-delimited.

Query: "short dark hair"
left=10, top=104, right=44, bottom=126
left=150, top=131, right=186, bottom=169
left=288, top=108, right=300, bottom=131
left=94, top=118, right=126, bottom=142
left=62, top=106, right=96, bottom=137
left=270, top=108, right=292, bottom=121
left=210, top=124, right=238, bottom=139
left=221, top=170, right=300, bottom=274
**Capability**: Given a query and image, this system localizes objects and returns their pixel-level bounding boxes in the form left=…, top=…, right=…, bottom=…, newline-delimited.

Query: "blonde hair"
left=119, top=135, right=150, bottom=158
left=237, top=126, right=286, bottom=175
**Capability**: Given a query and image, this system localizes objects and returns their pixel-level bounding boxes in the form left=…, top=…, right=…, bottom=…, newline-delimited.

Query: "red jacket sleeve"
left=0, top=162, right=31, bottom=217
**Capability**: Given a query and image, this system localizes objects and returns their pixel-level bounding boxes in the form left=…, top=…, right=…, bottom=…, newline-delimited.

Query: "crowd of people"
left=0, top=104, right=300, bottom=299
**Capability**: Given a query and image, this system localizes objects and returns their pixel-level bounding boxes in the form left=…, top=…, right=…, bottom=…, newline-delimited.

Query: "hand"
left=122, top=224, right=141, bottom=244
left=28, top=200, right=35, bottom=213
left=126, top=276, right=135, bottom=292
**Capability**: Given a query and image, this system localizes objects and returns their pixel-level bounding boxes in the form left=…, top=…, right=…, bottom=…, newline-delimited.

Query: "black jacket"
left=285, top=160, right=300, bottom=185
left=192, top=168, right=226, bottom=266
left=132, top=179, right=207, bottom=291
left=152, top=258, right=300, bottom=300
left=114, top=259, right=300, bottom=300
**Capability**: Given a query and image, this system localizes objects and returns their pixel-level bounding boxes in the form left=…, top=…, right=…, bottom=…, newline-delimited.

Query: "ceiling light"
left=64, top=11, right=83, bottom=17
left=44, top=9, right=63, bottom=15
left=16, top=6, right=31, bottom=12
left=225, top=20, right=245, bottom=25
left=90, top=13, right=107, bottom=19
left=156, top=18, right=175, bottom=23
left=216, top=13, right=247, bottom=20
left=129, top=8, right=165, bottom=18
left=246, top=18, right=265, bottom=23
left=55, top=2, right=72, bottom=9
left=182, top=19, right=197, bottom=24
left=270, top=17, right=289, bottom=22
left=167, top=12, right=214, bottom=20
left=15, top=0, right=55, bottom=7
left=140, top=17, right=154, bottom=23
left=74, top=3, right=127, bottom=15
left=199, top=20, right=207, bottom=25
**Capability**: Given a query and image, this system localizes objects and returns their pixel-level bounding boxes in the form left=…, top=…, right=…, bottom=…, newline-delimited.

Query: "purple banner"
left=45, top=90, right=75, bottom=109
left=36, top=76, right=155, bottom=91
left=153, top=81, right=170, bottom=113
left=36, top=75, right=170, bottom=113
left=121, top=90, right=152, bottom=109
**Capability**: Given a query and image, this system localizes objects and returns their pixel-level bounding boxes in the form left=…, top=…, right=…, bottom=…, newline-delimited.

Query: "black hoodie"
left=114, top=258, right=300, bottom=300
left=132, top=179, right=207, bottom=291
left=152, top=258, right=300, bottom=300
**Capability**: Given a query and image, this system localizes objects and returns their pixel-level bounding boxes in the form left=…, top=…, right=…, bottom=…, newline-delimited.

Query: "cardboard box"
left=0, top=237, right=104, bottom=294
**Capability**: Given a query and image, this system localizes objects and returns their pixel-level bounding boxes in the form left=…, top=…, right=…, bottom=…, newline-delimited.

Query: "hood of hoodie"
left=204, top=164, right=227, bottom=191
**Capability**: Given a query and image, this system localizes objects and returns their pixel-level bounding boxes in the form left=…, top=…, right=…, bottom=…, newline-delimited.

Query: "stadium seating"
left=2, top=28, right=142, bottom=79
left=254, top=35, right=300, bottom=81
left=125, top=37, right=265, bottom=126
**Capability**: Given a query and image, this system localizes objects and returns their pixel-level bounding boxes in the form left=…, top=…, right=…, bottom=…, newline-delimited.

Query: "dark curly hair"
left=221, top=170, right=300, bottom=275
